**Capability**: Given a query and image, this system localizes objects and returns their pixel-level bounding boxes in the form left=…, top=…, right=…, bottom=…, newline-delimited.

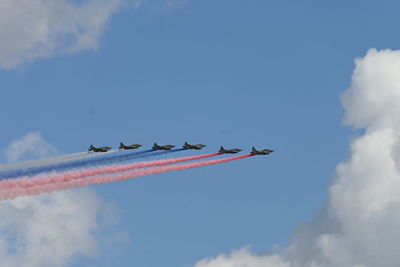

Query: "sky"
left=1, top=0, right=400, bottom=266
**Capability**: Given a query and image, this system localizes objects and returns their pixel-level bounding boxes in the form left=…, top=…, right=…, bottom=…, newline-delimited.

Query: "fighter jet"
left=183, top=142, right=206, bottom=150
left=119, top=142, right=142, bottom=150
left=88, top=145, right=111, bottom=152
left=250, top=147, right=274, bottom=155
left=152, top=143, right=175, bottom=150
left=219, top=146, right=242, bottom=154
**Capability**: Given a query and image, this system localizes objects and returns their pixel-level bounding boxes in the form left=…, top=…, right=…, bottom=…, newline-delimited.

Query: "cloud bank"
left=0, top=132, right=123, bottom=267
left=195, top=49, right=400, bottom=267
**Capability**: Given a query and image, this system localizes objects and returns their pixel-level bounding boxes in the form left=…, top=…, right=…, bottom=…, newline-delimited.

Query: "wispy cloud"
left=195, top=49, right=400, bottom=267
left=0, top=0, right=124, bottom=69
left=156, top=0, right=189, bottom=11
left=0, top=0, right=187, bottom=69
left=4, top=132, right=58, bottom=163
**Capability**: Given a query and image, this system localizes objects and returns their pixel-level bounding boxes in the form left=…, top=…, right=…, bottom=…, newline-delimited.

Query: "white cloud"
left=194, top=49, right=400, bottom=267
left=0, top=0, right=187, bottom=69
left=0, top=0, right=123, bottom=69
left=0, top=189, right=101, bottom=267
left=5, top=132, right=58, bottom=163
left=0, top=131, right=126, bottom=267
left=195, top=247, right=290, bottom=267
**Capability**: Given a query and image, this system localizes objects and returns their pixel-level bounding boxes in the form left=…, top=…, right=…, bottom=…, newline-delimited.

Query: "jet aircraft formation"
left=88, top=142, right=274, bottom=156
left=0, top=141, right=274, bottom=201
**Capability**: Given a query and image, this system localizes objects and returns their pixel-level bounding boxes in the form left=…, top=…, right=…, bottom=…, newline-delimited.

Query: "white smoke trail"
left=0, top=151, right=86, bottom=171
left=195, top=49, right=400, bottom=267
left=0, top=149, right=119, bottom=172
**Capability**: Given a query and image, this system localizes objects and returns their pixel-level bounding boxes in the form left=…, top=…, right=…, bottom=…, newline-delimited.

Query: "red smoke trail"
left=0, top=152, right=223, bottom=191
left=0, top=154, right=253, bottom=200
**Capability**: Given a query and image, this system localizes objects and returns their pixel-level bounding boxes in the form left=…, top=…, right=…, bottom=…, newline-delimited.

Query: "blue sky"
left=1, top=1, right=400, bottom=266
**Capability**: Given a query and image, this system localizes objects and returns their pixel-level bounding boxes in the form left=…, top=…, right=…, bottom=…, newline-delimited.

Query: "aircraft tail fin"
left=251, top=147, right=257, bottom=154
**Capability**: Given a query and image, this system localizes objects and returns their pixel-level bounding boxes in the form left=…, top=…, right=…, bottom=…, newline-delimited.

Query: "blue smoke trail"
left=0, top=148, right=187, bottom=180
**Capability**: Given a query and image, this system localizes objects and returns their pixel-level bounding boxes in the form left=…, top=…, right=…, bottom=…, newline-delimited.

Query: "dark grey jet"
left=219, top=146, right=242, bottom=154
left=250, top=147, right=274, bottom=155
left=119, top=142, right=142, bottom=150
left=183, top=142, right=206, bottom=150
left=152, top=143, right=175, bottom=150
left=88, top=145, right=111, bottom=152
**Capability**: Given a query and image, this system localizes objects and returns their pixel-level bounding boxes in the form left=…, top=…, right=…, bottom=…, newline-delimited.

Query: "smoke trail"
left=0, top=154, right=253, bottom=200
left=0, top=148, right=186, bottom=180
left=0, top=152, right=223, bottom=190
left=0, top=149, right=119, bottom=172
left=0, top=152, right=85, bottom=172
left=0, top=149, right=150, bottom=179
